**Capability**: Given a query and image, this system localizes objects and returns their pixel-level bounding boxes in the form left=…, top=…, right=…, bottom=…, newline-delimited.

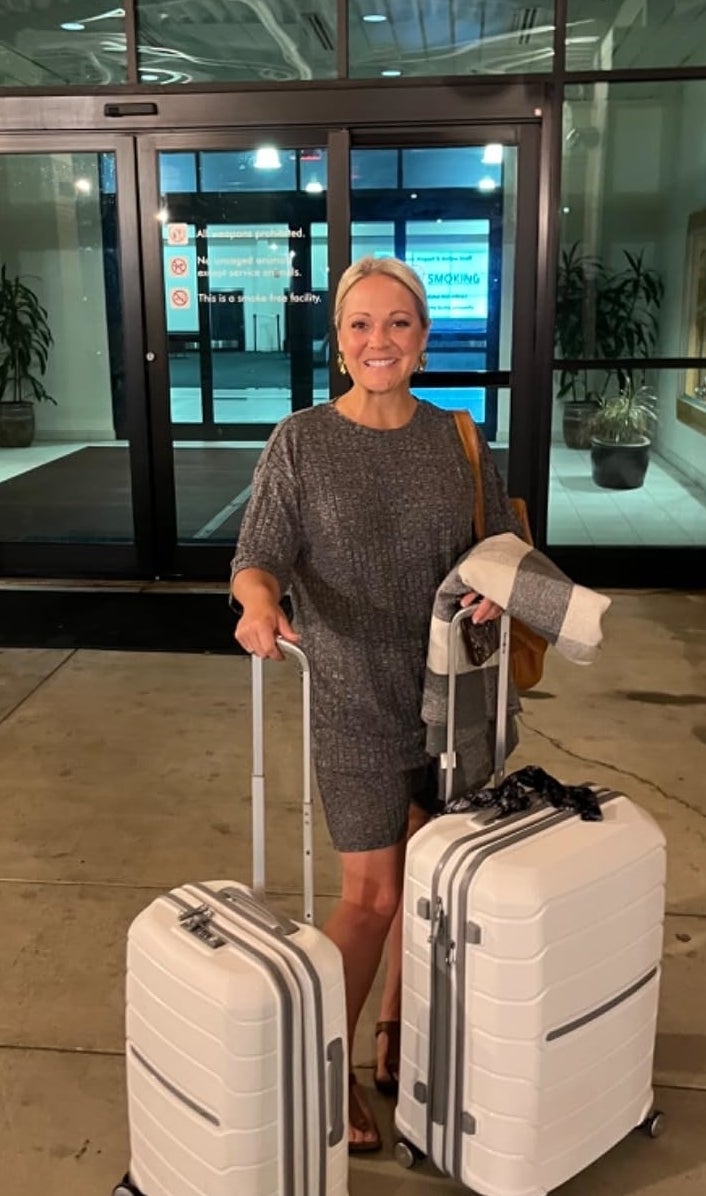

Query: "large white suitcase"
left=115, top=642, right=348, bottom=1196
left=395, top=611, right=667, bottom=1195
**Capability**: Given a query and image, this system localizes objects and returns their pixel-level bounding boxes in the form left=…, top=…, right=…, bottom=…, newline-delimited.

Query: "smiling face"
left=336, top=273, right=429, bottom=396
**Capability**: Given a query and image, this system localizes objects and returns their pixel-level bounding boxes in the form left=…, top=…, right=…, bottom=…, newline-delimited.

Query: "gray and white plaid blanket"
left=422, top=533, right=611, bottom=797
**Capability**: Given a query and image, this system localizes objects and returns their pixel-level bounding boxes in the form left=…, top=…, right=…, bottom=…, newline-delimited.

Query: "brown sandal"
left=348, top=1071, right=382, bottom=1154
left=374, top=1020, right=400, bottom=1097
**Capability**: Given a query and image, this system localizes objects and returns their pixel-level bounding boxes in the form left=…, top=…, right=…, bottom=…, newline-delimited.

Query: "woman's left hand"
left=460, top=591, right=504, bottom=623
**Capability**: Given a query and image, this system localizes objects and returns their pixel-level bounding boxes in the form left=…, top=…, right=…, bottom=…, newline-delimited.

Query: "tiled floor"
left=2, top=433, right=705, bottom=551
left=548, top=444, right=706, bottom=546
left=0, top=589, right=705, bottom=1195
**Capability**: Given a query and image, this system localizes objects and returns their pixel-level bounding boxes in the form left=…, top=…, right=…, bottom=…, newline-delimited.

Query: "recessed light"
left=61, top=21, right=85, bottom=31
left=254, top=146, right=281, bottom=170
left=363, top=13, right=387, bottom=21
left=381, top=69, right=401, bottom=77
left=74, top=177, right=92, bottom=194
left=482, top=143, right=503, bottom=165
left=478, top=177, right=497, bottom=192
left=305, top=181, right=324, bottom=193
left=410, top=192, right=418, bottom=199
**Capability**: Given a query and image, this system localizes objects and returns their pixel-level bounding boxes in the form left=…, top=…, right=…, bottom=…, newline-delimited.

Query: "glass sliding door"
left=0, top=138, right=147, bottom=575
left=139, top=135, right=329, bottom=565
left=347, top=135, right=529, bottom=453
left=139, top=124, right=540, bottom=576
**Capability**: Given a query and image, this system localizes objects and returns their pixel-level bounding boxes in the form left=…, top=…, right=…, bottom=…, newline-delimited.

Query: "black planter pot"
left=590, top=436, right=651, bottom=490
left=562, top=401, right=598, bottom=449
left=0, top=401, right=35, bottom=447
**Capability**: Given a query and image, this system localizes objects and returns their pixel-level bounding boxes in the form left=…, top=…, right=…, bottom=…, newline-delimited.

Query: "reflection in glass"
left=137, top=0, right=336, bottom=84
left=0, top=153, right=133, bottom=545
left=349, top=0, right=554, bottom=78
left=566, top=0, right=706, bottom=70
left=548, top=368, right=706, bottom=548
left=557, top=81, right=706, bottom=550
left=0, top=2, right=126, bottom=85
left=349, top=147, right=516, bottom=379
left=157, top=148, right=329, bottom=544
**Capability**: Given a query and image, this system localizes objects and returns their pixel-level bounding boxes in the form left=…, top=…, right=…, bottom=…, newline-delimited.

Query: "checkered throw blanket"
left=422, top=532, right=612, bottom=797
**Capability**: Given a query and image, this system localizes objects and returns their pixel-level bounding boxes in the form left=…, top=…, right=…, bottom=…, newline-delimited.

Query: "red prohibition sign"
left=171, top=288, right=190, bottom=308
left=170, top=256, right=188, bottom=276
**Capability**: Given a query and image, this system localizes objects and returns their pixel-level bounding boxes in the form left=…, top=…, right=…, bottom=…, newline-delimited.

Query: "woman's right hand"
left=235, top=600, right=300, bottom=661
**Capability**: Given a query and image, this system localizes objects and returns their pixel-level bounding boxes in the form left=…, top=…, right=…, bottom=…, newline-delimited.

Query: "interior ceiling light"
left=482, top=143, right=503, bottom=165
left=363, top=13, right=387, bottom=20
left=254, top=146, right=281, bottom=170
left=74, top=177, right=92, bottom=193
left=61, top=21, right=86, bottom=30
left=141, top=73, right=160, bottom=81
left=305, top=181, right=324, bottom=193
left=381, top=68, right=401, bottom=76
left=478, top=177, right=497, bottom=192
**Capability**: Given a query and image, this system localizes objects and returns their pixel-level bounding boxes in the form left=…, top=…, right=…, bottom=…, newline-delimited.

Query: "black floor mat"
left=0, top=589, right=246, bottom=654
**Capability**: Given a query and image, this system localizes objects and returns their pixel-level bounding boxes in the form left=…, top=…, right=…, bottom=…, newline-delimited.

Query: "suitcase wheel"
left=394, top=1138, right=424, bottom=1169
left=640, top=1110, right=666, bottom=1139
left=112, top=1175, right=143, bottom=1196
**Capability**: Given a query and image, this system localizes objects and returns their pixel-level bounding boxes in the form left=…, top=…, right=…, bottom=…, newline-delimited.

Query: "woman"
left=231, top=255, right=518, bottom=1151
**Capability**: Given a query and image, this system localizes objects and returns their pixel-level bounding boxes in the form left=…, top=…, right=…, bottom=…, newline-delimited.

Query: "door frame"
left=137, top=116, right=544, bottom=578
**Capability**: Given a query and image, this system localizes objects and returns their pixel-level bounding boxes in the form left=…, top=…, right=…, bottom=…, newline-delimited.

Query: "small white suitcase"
left=115, top=642, right=348, bottom=1196
left=395, top=611, right=667, bottom=1195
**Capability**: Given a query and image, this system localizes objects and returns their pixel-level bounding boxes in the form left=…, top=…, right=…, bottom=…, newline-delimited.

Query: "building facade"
left=0, top=1, right=705, bottom=589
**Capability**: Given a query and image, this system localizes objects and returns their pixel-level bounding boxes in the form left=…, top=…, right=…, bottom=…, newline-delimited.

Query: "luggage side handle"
left=326, top=1037, right=345, bottom=1147
left=251, top=639, right=314, bottom=925
left=444, top=608, right=511, bottom=804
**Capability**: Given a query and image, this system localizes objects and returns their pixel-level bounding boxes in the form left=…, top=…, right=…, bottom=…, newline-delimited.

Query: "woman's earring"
left=417, top=350, right=428, bottom=373
left=336, top=350, right=348, bottom=376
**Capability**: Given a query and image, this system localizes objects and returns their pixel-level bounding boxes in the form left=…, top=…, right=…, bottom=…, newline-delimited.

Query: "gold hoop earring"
left=336, top=350, right=348, bottom=376
left=417, top=351, right=428, bottom=373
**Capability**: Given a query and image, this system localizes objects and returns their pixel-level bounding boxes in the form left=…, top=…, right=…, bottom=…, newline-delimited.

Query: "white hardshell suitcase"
left=117, top=642, right=348, bottom=1196
left=395, top=610, right=667, bottom=1195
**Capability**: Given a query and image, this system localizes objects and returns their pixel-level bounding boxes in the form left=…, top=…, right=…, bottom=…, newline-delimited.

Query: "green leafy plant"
left=0, top=265, right=55, bottom=406
left=588, top=383, right=658, bottom=445
left=555, top=244, right=664, bottom=402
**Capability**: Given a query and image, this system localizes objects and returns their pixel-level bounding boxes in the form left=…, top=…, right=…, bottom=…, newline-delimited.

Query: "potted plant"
left=588, top=382, right=658, bottom=490
left=0, top=265, right=55, bottom=448
left=555, top=245, right=664, bottom=450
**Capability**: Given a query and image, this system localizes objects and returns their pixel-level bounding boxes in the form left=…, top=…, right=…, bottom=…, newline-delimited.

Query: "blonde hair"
left=334, top=256, right=430, bottom=329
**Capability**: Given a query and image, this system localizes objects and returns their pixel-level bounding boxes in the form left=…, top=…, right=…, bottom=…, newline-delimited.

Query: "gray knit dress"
left=231, top=399, right=520, bottom=852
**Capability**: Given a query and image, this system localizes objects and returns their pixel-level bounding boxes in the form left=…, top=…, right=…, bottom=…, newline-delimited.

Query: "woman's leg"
left=375, top=802, right=430, bottom=1087
left=323, top=838, right=406, bottom=1149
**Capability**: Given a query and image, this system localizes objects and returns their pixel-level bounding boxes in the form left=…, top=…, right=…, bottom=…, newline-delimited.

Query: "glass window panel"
left=558, top=82, right=706, bottom=362
left=0, top=153, right=133, bottom=546
left=402, top=148, right=502, bottom=191
left=351, top=150, right=399, bottom=190
left=160, top=153, right=198, bottom=194
left=200, top=150, right=297, bottom=193
left=549, top=368, right=706, bottom=548
left=349, top=147, right=515, bottom=373
left=566, top=0, right=706, bottom=71
left=348, top=0, right=554, bottom=78
left=0, top=2, right=126, bottom=86
left=136, top=0, right=336, bottom=84
left=300, top=150, right=328, bottom=193
left=157, top=148, right=328, bottom=543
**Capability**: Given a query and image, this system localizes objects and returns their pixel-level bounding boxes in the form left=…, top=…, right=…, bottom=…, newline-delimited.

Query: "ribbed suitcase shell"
left=125, top=880, right=348, bottom=1196
left=396, top=791, right=666, bottom=1196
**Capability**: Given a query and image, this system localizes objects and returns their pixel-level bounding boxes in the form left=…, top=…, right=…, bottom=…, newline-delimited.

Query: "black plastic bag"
left=445, top=765, right=603, bottom=822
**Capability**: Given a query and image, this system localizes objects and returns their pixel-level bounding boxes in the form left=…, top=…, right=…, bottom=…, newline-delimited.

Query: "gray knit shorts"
left=314, top=759, right=439, bottom=853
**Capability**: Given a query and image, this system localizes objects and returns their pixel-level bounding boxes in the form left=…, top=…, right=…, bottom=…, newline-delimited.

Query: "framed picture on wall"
left=678, top=208, right=706, bottom=434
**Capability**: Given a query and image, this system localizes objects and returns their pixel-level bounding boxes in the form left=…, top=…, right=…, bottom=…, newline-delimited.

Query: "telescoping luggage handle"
left=251, top=639, right=315, bottom=925
left=443, top=608, right=511, bottom=804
